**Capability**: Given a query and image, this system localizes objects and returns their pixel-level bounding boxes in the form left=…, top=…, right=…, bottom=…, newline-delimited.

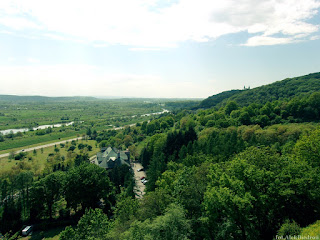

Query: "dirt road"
left=132, top=162, right=146, bottom=199
left=0, top=137, right=82, bottom=159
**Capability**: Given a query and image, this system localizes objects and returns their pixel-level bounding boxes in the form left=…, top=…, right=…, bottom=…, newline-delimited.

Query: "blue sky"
left=0, top=0, right=319, bottom=98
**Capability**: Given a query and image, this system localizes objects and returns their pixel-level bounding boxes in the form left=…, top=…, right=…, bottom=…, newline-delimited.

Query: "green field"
left=0, top=131, right=83, bottom=152
left=0, top=139, right=99, bottom=176
left=0, top=99, right=163, bottom=129
left=0, top=98, right=172, bottom=151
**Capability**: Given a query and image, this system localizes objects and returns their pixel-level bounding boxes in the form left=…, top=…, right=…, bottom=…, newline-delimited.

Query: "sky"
left=0, top=0, right=319, bottom=98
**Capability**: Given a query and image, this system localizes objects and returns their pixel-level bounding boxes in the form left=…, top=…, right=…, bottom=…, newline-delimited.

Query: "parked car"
left=142, top=180, right=148, bottom=185
left=22, top=225, right=33, bottom=236
left=137, top=168, right=144, bottom=172
left=140, top=176, right=145, bottom=180
left=141, top=178, right=147, bottom=184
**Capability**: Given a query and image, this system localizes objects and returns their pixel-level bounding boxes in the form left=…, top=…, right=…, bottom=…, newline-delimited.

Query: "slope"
left=198, top=72, right=320, bottom=109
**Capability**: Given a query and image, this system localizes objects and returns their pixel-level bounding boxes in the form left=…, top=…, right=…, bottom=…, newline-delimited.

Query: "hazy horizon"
left=0, top=93, right=204, bottom=100
left=0, top=0, right=319, bottom=98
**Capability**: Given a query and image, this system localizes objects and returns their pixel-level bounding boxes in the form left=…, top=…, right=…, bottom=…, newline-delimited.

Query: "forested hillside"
left=199, top=72, right=320, bottom=109
left=1, top=73, right=320, bottom=240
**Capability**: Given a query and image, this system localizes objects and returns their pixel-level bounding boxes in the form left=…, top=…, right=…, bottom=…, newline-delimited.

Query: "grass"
left=0, top=100, right=164, bottom=131
left=0, top=139, right=100, bottom=176
left=0, top=134, right=82, bottom=155
left=0, top=130, right=85, bottom=152
left=300, top=220, right=320, bottom=237
left=0, top=99, right=166, bottom=153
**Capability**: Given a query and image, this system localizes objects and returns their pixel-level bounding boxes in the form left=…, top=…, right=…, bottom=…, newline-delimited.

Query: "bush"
left=14, top=152, right=26, bottom=160
left=277, top=220, right=301, bottom=236
left=300, top=220, right=320, bottom=238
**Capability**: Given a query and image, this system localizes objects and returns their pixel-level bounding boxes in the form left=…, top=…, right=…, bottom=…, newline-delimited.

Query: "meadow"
left=0, top=139, right=100, bottom=176
left=0, top=98, right=172, bottom=151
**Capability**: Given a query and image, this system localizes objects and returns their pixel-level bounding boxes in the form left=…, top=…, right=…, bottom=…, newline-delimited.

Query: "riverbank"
left=0, top=121, right=76, bottom=135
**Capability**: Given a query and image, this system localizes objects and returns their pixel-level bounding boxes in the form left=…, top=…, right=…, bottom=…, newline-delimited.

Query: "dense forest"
left=199, top=72, right=320, bottom=109
left=1, top=72, right=320, bottom=239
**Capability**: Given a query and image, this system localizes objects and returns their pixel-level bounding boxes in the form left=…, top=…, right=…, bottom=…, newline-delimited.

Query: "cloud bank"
left=0, top=64, right=213, bottom=98
left=0, top=0, right=319, bottom=47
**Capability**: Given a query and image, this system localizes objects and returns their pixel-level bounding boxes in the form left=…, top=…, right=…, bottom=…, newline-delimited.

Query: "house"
left=93, top=146, right=130, bottom=169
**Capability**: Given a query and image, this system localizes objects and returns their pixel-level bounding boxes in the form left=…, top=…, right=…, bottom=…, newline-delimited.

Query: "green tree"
left=8, top=151, right=15, bottom=160
left=114, top=194, right=139, bottom=229
left=141, top=121, right=148, bottom=133
left=178, top=145, right=187, bottom=161
left=260, top=102, right=273, bottom=117
left=74, top=153, right=89, bottom=166
left=60, top=208, right=112, bottom=240
left=14, top=171, right=33, bottom=220
left=203, top=147, right=320, bottom=239
left=87, top=127, right=92, bottom=137
left=137, top=188, right=174, bottom=221
left=225, top=101, right=238, bottom=115
left=123, top=203, right=191, bottom=240
left=147, top=152, right=166, bottom=191
left=239, top=111, right=251, bottom=125
left=277, top=220, right=301, bottom=236
left=64, top=163, right=113, bottom=212
left=160, top=121, right=169, bottom=130
left=29, top=181, right=46, bottom=221
left=308, top=92, right=320, bottom=118
left=40, top=171, right=65, bottom=219
left=294, top=128, right=320, bottom=168
left=146, top=122, right=156, bottom=135
left=124, top=135, right=133, bottom=148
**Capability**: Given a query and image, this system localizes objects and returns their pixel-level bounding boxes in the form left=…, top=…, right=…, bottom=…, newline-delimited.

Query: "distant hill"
left=0, top=95, right=98, bottom=102
left=198, top=72, right=320, bottom=109
left=0, top=95, right=202, bottom=103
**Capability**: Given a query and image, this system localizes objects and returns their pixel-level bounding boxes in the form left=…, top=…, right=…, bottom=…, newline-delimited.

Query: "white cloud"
left=0, top=16, right=41, bottom=30
left=42, top=33, right=68, bottom=41
left=129, top=47, right=163, bottom=51
left=0, top=0, right=319, bottom=47
left=0, top=64, right=211, bottom=98
left=310, top=35, right=320, bottom=40
left=27, top=58, right=40, bottom=63
left=243, top=36, right=294, bottom=46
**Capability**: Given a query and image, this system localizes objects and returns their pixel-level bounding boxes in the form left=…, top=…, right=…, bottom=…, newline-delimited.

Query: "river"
left=0, top=108, right=170, bottom=136
left=0, top=122, right=75, bottom=136
left=131, top=109, right=170, bottom=118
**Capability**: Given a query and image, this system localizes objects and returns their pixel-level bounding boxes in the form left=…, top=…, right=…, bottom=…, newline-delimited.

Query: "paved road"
left=0, top=108, right=168, bottom=160
left=132, top=162, right=146, bottom=199
left=0, top=123, right=136, bottom=160
left=0, top=137, right=82, bottom=159
left=0, top=123, right=139, bottom=159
